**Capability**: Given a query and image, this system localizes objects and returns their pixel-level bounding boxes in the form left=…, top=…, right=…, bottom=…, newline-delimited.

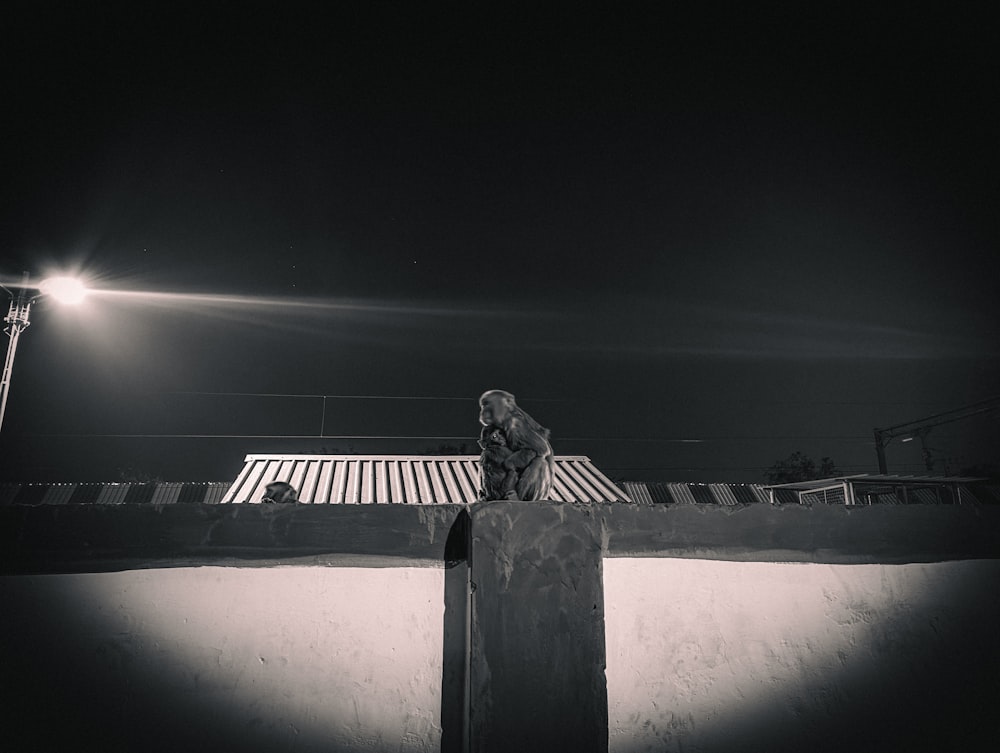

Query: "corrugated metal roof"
left=762, top=473, right=987, bottom=491
left=757, top=474, right=998, bottom=505
left=0, top=482, right=232, bottom=506
left=622, top=482, right=772, bottom=505
left=620, top=481, right=654, bottom=505
left=665, top=483, right=699, bottom=504
left=800, top=486, right=848, bottom=505
left=760, top=474, right=869, bottom=491
left=708, top=483, right=742, bottom=506
left=222, top=454, right=632, bottom=504
left=2, top=473, right=994, bottom=507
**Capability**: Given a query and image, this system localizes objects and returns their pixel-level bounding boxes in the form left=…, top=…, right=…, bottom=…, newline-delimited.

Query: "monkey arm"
left=502, top=448, right=538, bottom=472
left=482, top=446, right=512, bottom=464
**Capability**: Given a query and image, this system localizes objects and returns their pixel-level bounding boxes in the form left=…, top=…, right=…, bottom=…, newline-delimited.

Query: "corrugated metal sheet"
left=68, top=484, right=104, bottom=504
left=957, top=486, right=981, bottom=505
left=6, top=484, right=48, bottom=505
left=622, top=482, right=779, bottom=506
left=640, top=483, right=678, bottom=504
left=2, top=475, right=994, bottom=507
left=771, top=488, right=800, bottom=505
left=96, top=484, right=131, bottom=505
left=0, top=483, right=21, bottom=505
left=202, top=483, right=230, bottom=504
left=0, top=482, right=232, bottom=506
left=150, top=483, right=183, bottom=505
left=971, top=485, right=1000, bottom=504
left=911, top=487, right=947, bottom=504
left=800, top=486, right=848, bottom=505
left=41, top=484, right=76, bottom=505
left=222, top=454, right=632, bottom=504
left=758, top=474, right=1000, bottom=506
left=665, top=483, right=699, bottom=505
left=620, top=482, right=654, bottom=505
left=763, top=473, right=986, bottom=491
left=708, top=483, right=741, bottom=506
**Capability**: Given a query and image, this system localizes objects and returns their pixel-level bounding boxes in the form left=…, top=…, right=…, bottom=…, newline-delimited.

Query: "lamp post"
left=1, top=272, right=87, bottom=433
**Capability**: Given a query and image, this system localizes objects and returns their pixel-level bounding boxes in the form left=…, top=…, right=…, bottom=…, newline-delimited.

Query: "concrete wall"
left=4, top=502, right=1000, bottom=753
left=0, top=566, right=444, bottom=753
left=605, top=557, right=1000, bottom=753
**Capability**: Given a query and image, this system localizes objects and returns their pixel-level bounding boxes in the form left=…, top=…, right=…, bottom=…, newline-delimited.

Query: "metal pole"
left=918, top=430, right=934, bottom=473
left=1, top=288, right=33, bottom=433
left=874, top=429, right=888, bottom=474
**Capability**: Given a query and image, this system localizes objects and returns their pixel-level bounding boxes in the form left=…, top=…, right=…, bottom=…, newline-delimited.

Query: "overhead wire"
left=20, top=392, right=984, bottom=474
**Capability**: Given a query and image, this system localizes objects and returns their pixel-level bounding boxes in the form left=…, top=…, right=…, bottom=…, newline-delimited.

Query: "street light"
left=39, top=276, right=88, bottom=305
left=1, top=272, right=88, bottom=432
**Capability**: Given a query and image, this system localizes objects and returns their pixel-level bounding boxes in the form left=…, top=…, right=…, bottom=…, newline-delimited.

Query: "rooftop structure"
left=760, top=473, right=998, bottom=505
left=0, top=454, right=632, bottom=506
left=2, top=465, right=996, bottom=507
left=223, top=454, right=630, bottom=504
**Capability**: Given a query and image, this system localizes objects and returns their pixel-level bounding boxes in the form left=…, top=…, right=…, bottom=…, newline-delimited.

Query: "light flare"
left=39, top=276, right=88, bottom=304
left=88, top=287, right=561, bottom=320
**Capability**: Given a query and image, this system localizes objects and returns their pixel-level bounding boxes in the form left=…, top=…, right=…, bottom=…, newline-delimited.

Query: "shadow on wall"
left=604, top=557, right=1000, bottom=753
left=0, top=566, right=446, bottom=753
left=441, top=509, right=471, bottom=753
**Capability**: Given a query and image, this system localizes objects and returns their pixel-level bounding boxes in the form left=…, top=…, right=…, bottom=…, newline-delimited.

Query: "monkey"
left=261, top=481, right=298, bottom=504
left=478, top=389, right=554, bottom=501
left=478, top=424, right=534, bottom=500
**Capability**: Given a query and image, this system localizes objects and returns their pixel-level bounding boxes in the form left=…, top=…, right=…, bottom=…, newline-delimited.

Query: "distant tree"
left=764, top=451, right=839, bottom=484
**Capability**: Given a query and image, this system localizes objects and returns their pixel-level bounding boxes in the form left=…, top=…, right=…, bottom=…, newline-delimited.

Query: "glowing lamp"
left=2, top=272, right=89, bottom=432
left=39, top=276, right=87, bottom=304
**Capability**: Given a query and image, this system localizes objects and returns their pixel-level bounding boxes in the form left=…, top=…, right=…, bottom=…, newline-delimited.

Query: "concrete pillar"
left=468, top=501, right=608, bottom=753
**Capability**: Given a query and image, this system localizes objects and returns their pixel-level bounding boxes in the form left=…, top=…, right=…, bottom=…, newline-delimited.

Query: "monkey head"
left=479, top=389, right=516, bottom=428
left=478, top=424, right=508, bottom=450
left=262, top=481, right=298, bottom=504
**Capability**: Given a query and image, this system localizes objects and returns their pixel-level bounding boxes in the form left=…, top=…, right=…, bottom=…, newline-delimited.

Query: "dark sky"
left=2, top=5, right=998, bottom=483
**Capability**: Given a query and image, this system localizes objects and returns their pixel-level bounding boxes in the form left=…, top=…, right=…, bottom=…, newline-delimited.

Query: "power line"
left=559, top=436, right=875, bottom=441
left=168, top=391, right=571, bottom=401
left=28, top=433, right=880, bottom=441
left=165, top=391, right=975, bottom=406
left=28, top=434, right=479, bottom=439
left=602, top=462, right=937, bottom=473
left=170, top=392, right=472, bottom=400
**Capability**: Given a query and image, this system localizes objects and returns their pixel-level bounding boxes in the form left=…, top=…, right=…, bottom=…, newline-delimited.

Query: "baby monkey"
left=261, top=481, right=298, bottom=504
left=478, top=424, right=533, bottom=500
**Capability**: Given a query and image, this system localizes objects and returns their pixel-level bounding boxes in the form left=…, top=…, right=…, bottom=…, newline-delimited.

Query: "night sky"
left=2, top=5, right=998, bottom=484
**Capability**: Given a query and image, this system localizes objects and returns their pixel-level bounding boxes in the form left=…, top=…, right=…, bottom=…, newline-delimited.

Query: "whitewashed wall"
left=1, top=566, right=444, bottom=752
left=604, top=558, right=1000, bottom=753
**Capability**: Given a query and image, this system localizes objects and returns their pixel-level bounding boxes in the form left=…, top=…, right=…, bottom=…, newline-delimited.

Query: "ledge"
left=598, top=501, right=1000, bottom=564
left=0, top=503, right=466, bottom=574
left=3, top=500, right=999, bottom=574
